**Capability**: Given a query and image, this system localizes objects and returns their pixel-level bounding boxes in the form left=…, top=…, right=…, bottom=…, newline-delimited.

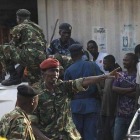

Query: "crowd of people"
left=0, top=8, right=140, bottom=140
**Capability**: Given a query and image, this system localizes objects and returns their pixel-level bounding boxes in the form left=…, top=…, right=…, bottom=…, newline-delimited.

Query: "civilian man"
left=113, top=53, right=138, bottom=140
left=101, top=55, right=120, bottom=140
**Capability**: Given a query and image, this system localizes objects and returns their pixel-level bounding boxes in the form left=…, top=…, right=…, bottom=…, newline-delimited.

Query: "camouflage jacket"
left=49, top=54, right=73, bottom=70
left=10, top=19, right=46, bottom=50
left=47, top=38, right=79, bottom=56
left=0, top=107, right=35, bottom=140
left=33, top=78, right=86, bottom=140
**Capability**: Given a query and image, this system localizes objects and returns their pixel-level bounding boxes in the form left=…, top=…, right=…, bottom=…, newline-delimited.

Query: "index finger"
left=114, top=67, right=120, bottom=72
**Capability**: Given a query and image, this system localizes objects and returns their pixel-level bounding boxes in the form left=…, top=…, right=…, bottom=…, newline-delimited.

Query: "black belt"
left=26, top=44, right=45, bottom=51
left=72, top=94, right=94, bottom=100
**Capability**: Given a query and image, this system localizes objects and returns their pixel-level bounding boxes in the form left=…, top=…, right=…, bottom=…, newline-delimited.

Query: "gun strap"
left=9, top=112, right=34, bottom=140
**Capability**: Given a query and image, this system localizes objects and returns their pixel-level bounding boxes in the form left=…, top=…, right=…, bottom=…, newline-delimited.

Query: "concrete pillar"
left=37, top=0, right=48, bottom=41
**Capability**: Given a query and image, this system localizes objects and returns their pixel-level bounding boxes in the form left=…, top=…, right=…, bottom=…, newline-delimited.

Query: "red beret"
left=40, top=58, right=60, bottom=70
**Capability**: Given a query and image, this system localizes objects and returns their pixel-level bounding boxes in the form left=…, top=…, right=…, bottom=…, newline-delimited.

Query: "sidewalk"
left=0, top=82, right=28, bottom=119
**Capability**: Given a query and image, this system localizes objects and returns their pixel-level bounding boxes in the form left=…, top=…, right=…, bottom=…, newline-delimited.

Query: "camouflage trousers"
left=37, top=131, right=82, bottom=140
left=0, top=45, right=46, bottom=84
left=37, top=124, right=82, bottom=140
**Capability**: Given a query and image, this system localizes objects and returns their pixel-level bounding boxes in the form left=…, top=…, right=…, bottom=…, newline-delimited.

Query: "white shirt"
left=91, top=52, right=109, bottom=73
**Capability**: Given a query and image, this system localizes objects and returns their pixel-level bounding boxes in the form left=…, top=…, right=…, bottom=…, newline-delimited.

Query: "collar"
left=40, top=81, right=57, bottom=96
left=74, top=59, right=83, bottom=63
left=41, top=82, right=50, bottom=92
left=15, top=106, right=29, bottom=119
left=57, top=38, right=71, bottom=48
left=40, top=80, right=62, bottom=95
left=23, top=19, right=31, bottom=24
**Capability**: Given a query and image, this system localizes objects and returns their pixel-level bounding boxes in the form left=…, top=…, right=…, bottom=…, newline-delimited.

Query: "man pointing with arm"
left=32, top=58, right=120, bottom=140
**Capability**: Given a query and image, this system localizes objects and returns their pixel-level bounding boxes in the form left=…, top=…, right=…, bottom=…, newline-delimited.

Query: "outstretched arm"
left=82, top=67, right=120, bottom=87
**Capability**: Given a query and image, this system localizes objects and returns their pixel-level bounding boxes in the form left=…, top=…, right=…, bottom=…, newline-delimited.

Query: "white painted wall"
left=37, top=0, right=48, bottom=39
left=37, top=0, right=140, bottom=67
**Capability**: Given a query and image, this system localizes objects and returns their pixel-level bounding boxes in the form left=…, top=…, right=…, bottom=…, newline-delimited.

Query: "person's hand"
left=104, top=67, right=121, bottom=80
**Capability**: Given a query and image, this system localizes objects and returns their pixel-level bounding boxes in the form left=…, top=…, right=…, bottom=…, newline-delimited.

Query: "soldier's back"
left=12, top=19, right=46, bottom=48
left=0, top=107, right=35, bottom=140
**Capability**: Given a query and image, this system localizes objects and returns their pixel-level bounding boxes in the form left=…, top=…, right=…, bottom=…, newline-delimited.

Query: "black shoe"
left=1, top=78, right=21, bottom=86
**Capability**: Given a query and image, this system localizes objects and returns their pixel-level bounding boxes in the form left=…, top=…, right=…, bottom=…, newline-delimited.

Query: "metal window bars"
left=127, top=108, right=140, bottom=140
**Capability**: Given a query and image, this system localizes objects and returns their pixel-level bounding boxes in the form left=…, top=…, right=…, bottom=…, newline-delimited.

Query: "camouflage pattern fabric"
left=0, top=44, right=45, bottom=84
left=0, top=107, right=35, bottom=140
left=33, top=78, right=86, bottom=140
left=10, top=19, right=46, bottom=48
left=49, top=54, right=73, bottom=70
left=0, top=19, right=46, bottom=84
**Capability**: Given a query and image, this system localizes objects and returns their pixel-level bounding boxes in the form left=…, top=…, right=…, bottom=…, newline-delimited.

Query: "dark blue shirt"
left=47, top=38, right=79, bottom=56
left=64, top=59, right=101, bottom=114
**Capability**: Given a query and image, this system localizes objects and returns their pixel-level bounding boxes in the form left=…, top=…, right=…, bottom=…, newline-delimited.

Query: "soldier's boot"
left=16, top=65, right=25, bottom=79
left=1, top=68, right=21, bottom=86
left=16, top=65, right=27, bottom=82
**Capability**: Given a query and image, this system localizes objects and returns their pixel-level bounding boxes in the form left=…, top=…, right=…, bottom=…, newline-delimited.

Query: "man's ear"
left=31, top=98, right=34, bottom=105
left=18, top=17, right=22, bottom=22
left=41, top=71, right=44, bottom=76
left=81, top=49, right=84, bottom=55
left=59, top=30, right=61, bottom=35
left=133, top=60, right=136, bottom=66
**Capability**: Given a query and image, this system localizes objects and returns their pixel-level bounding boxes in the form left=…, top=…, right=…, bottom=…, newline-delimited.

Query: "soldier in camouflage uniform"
left=0, top=85, right=39, bottom=140
left=31, top=58, right=120, bottom=140
left=0, top=9, right=46, bottom=86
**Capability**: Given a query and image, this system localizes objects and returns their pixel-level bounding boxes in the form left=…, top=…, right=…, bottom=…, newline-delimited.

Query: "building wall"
left=37, top=0, right=140, bottom=67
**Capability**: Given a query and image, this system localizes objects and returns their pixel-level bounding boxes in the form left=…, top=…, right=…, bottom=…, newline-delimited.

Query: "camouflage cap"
left=17, top=85, right=38, bottom=97
left=59, top=23, right=72, bottom=31
left=69, top=44, right=83, bottom=53
left=16, top=9, right=31, bottom=17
